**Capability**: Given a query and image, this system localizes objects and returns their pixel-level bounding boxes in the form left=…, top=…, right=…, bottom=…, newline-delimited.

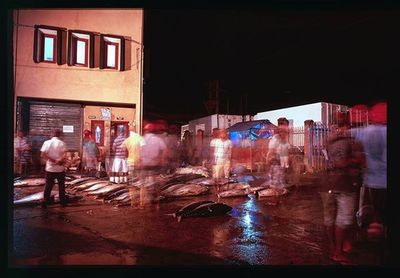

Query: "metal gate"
left=29, top=101, right=82, bottom=151
left=309, top=122, right=331, bottom=172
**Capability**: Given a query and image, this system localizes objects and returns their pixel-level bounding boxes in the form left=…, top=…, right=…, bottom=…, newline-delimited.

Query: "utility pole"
left=215, top=80, right=220, bottom=128
left=239, top=93, right=249, bottom=122
left=245, top=93, right=248, bottom=115
left=215, top=80, right=220, bottom=115
left=204, top=80, right=220, bottom=116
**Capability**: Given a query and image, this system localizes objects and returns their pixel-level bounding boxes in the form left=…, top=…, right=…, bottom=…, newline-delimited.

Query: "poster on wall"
left=91, top=120, right=104, bottom=146
left=100, top=107, right=111, bottom=120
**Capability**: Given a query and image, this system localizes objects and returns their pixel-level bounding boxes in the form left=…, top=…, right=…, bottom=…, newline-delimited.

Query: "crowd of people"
left=13, top=101, right=387, bottom=264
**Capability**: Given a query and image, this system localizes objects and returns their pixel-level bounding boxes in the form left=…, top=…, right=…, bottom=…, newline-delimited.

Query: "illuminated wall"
left=13, top=9, right=143, bottom=131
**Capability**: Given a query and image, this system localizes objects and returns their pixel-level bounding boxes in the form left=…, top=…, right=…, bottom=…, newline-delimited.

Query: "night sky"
left=143, top=8, right=397, bottom=122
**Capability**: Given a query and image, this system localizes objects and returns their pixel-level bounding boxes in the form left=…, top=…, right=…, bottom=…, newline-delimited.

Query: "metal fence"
left=289, top=126, right=304, bottom=149
left=309, top=122, right=331, bottom=172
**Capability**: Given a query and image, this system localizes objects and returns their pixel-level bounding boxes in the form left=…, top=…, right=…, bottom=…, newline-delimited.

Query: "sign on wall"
left=63, top=125, right=74, bottom=133
left=100, top=107, right=111, bottom=120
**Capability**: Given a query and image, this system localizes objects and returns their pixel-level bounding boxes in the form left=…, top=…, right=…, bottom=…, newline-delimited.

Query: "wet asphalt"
left=11, top=174, right=388, bottom=266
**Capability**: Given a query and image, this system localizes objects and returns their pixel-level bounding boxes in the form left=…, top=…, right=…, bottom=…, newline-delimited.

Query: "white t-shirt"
left=40, top=137, right=67, bottom=172
left=210, top=138, right=232, bottom=164
left=277, top=141, right=290, bottom=157
left=268, top=134, right=281, bottom=150
left=140, top=133, right=167, bottom=167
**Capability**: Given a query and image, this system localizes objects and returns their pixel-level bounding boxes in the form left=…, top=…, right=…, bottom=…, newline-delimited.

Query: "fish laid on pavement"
left=14, top=178, right=46, bottom=187
left=160, top=183, right=188, bottom=195
left=173, top=201, right=232, bottom=222
left=160, top=183, right=209, bottom=198
left=159, top=174, right=204, bottom=191
left=107, top=192, right=131, bottom=204
left=255, top=188, right=288, bottom=198
left=174, top=166, right=210, bottom=177
left=217, top=188, right=249, bottom=199
left=172, top=200, right=216, bottom=219
left=103, top=188, right=129, bottom=202
left=72, top=180, right=107, bottom=191
left=14, top=191, right=82, bottom=206
left=187, top=177, right=215, bottom=186
left=81, top=181, right=111, bottom=192
left=87, top=184, right=126, bottom=197
left=67, top=177, right=94, bottom=186
left=14, top=191, right=57, bottom=206
left=247, top=185, right=270, bottom=194
left=218, top=182, right=249, bottom=192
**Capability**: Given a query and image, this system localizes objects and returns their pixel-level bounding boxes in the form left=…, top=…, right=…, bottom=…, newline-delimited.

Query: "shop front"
left=16, top=98, right=135, bottom=175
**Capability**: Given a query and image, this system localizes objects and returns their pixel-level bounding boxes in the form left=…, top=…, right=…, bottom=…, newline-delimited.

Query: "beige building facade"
left=13, top=9, right=144, bottom=162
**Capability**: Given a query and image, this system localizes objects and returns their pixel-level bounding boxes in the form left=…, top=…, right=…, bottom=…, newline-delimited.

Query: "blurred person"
left=139, top=122, right=167, bottom=174
left=14, top=132, right=21, bottom=176
left=30, top=129, right=48, bottom=175
left=209, top=128, right=220, bottom=180
left=192, top=129, right=206, bottom=166
left=210, top=128, right=233, bottom=184
left=137, top=122, right=167, bottom=207
left=121, top=123, right=144, bottom=183
left=165, top=124, right=181, bottom=172
left=110, top=126, right=128, bottom=183
left=154, top=119, right=168, bottom=135
left=15, top=130, right=32, bottom=178
left=266, top=117, right=289, bottom=187
left=353, top=102, right=387, bottom=237
left=154, top=119, right=169, bottom=173
left=201, top=131, right=212, bottom=168
left=180, top=130, right=193, bottom=166
left=209, top=128, right=220, bottom=175
left=40, top=129, right=67, bottom=208
left=320, top=111, right=365, bottom=264
left=82, top=130, right=100, bottom=175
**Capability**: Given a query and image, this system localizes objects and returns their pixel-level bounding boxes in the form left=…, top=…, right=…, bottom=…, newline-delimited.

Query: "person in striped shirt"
left=110, top=126, right=128, bottom=183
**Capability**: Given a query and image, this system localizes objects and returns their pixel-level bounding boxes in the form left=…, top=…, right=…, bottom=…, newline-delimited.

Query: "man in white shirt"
left=210, top=129, right=233, bottom=183
left=266, top=117, right=290, bottom=187
left=40, top=129, right=67, bottom=207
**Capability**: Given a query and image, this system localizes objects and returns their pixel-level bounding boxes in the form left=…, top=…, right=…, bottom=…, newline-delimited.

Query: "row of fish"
left=13, top=191, right=83, bottom=207
left=13, top=166, right=290, bottom=207
left=216, top=186, right=288, bottom=199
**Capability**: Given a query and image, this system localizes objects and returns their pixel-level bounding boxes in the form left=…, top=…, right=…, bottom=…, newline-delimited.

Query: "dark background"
left=143, top=8, right=397, bottom=123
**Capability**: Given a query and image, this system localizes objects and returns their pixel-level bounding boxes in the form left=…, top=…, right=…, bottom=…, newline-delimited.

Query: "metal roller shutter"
left=29, top=101, right=82, bottom=151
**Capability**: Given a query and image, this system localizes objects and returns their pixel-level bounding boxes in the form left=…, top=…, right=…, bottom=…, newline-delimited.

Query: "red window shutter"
left=120, top=37, right=125, bottom=71
left=67, top=30, right=73, bottom=66
left=33, top=25, right=39, bottom=63
left=38, top=32, right=44, bottom=63
left=89, top=33, right=95, bottom=68
left=99, top=35, right=105, bottom=69
left=56, top=29, right=63, bottom=65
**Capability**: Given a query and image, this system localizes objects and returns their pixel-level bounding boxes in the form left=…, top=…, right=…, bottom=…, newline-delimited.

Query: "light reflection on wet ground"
left=12, top=177, right=387, bottom=266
